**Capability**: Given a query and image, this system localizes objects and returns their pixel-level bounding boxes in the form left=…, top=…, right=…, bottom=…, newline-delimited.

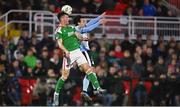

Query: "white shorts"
left=62, top=49, right=88, bottom=70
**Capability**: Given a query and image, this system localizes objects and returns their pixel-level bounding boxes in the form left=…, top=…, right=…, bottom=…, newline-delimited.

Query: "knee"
left=85, top=68, right=92, bottom=74
left=81, top=64, right=91, bottom=74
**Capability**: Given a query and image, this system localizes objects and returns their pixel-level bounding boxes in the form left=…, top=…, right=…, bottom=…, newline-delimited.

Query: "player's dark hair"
left=73, top=15, right=83, bottom=26
left=57, top=12, right=69, bottom=20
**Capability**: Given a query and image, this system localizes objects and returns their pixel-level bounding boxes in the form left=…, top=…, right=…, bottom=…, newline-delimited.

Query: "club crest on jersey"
left=68, top=32, right=74, bottom=37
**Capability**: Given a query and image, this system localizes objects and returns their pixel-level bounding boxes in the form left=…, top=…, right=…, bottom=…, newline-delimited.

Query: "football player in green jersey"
left=53, top=12, right=106, bottom=106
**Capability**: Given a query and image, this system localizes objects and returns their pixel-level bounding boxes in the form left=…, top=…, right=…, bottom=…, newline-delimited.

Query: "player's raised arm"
left=85, top=12, right=106, bottom=27
left=78, top=19, right=106, bottom=33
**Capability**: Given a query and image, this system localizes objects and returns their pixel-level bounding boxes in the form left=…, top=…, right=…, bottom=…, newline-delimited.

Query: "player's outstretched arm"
left=78, top=19, right=106, bottom=33
left=85, top=12, right=106, bottom=27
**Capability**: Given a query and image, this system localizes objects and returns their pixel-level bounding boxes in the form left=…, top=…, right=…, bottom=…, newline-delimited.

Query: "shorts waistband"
left=70, top=49, right=80, bottom=53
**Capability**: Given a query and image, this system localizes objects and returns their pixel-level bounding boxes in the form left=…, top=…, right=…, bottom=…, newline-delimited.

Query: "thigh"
left=76, top=51, right=88, bottom=67
left=61, top=69, right=70, bottom=79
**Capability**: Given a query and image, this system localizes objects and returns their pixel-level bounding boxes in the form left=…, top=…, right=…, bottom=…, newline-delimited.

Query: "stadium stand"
left=0, top=0, right=180, bottom=106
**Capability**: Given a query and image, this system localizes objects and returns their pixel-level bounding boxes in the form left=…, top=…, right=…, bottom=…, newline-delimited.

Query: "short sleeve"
left=54, top=27, right=62, bottom=40
left=55, top=32, right=62, bottom=40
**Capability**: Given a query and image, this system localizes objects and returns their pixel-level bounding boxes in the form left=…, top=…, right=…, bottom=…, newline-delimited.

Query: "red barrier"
left=123, top=81, right=131, bottom=96
left=18, top=78, right=37, bottom=105
left=144, top=81, right=152, bottom=94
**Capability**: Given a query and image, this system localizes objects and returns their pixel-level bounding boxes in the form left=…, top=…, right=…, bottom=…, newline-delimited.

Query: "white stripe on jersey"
left=55, top=26, right=62, bottom=34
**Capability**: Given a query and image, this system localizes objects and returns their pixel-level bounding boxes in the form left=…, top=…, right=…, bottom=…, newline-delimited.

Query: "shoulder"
left=69, top=25, right=76, bottom=29
left=55, top=26, right=62, bottom=34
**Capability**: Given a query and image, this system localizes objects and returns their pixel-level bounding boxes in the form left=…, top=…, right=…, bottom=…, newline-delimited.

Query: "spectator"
left=107, top=50, right=116, bottom=65
left=50, top=52, right=62, bottom=75
left=33, top=59, right=46, bottom=77
left=0, top=37, right=5, bottom=55
left=6, top=76, right=21, bottom=106
left=121, top=50, right=133, bottom=69
left=135, top=45, right=143, bottom=57
left=32, top=77, right=48, bottom=106
left=149, top=80, right=161, bottom=105
left=46, top=69, right=57, bottom=105
left=23, top=66, right=33, bottom=78
left=23, top=48, right=37, bottom=69
left=142, top=47, right=156, bottom=65
left=39, top=47, right=52, bottom=72
left=99, top=34, right=110, bottom=51
left=114, top=45, right=124, bottom=59
left=167, top=59, right=178, bottom=77
left=142, top=0, right=156, bottom=16
left=0, top=63, right=7, bottom=105
left=124, top=6, right=134, bottom=16
left=154, top=56, right=167, bottom=77
left=133, top=80, right=147, bottom=105
left=156, top=0, right=168, bottom=16
left=18, top=31, right=30, bottom=48
left=142, top=60, right=156, bottom=79
left=38, top=31, right=55, bottom=52
left=134, top=34, right=143, bottom=47
left=8, top=59, right=23, bottom=78
left=89, top=33, right=100, bottom=52
left=29, top=36, right=40, bottom=55
left=90, top=46, right=100, bottom=66
left=132, top=56, right=145, bottom=77
left=121, top=34, right=133, bottom=53
left=0, top=54, right=8, bottom=72
left=81, top=0, right=96, bottom=14
left=13, top=40, right=25, bottom=60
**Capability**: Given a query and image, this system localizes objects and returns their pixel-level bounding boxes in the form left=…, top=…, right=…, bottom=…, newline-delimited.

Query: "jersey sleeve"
left=55, top=33, right=63, bottom=40
left=54, top=27, right=63, bottom=40
left=85, top=15, right=101, bottom=27
left=78, top=21, right=100, bottom=33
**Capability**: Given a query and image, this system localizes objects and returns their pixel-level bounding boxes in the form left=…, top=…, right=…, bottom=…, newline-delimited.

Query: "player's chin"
left=66, top=21, right=69, bottom=25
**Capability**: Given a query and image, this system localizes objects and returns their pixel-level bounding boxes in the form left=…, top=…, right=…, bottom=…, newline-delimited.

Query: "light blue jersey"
left=75, top=15, right=102, bottom=52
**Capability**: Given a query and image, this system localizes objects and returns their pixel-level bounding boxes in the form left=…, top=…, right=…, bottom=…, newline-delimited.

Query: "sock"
left=83, top=75, right=90, bottom=92
left=55, top=77, right=65, bottom=93
left=54, top=92, right=59, bottom=96
left=92, top=72, right=96, bottom=90
left=87, top=72, right=100, bottom=90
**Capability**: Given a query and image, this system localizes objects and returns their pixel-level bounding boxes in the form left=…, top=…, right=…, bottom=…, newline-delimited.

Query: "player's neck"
left=59, top=23, right=67, bottom=27
left=78, top=25, right=83, bottom=28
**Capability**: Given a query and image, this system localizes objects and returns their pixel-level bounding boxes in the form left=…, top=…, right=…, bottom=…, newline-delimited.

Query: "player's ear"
left=78, top=21, right=81, bottom=25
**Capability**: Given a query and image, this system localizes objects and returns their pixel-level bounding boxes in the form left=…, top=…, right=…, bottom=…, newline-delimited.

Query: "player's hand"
left=100, top=19, right=107, bottom=25
left=64, top=50, right=70, bottom=58
left=75, top=32, right=81, bottom=36
left=100, top=12, right=106, bottom=17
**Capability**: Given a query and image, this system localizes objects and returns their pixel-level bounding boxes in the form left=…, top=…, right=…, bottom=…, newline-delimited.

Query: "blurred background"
left=0, top=0, right=180, bottom=106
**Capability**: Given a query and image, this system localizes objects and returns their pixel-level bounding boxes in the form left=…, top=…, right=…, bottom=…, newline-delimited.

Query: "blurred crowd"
left=0, top=30, right=179, bottom=106
left=123, top=0, right=175, bottom=17
left=0, top=0, right=176, bottom=17
left=0, top=0, right=179, bottom=106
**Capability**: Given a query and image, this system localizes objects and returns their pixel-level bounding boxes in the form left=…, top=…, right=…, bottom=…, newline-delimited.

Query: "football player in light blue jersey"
left=73, top=12, right=106, bottom=102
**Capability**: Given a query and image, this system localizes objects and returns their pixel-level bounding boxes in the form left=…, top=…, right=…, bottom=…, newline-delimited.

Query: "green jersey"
left=55, top=25, right=80, bottom=51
